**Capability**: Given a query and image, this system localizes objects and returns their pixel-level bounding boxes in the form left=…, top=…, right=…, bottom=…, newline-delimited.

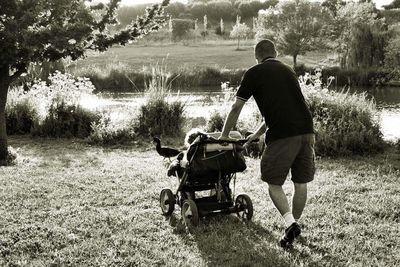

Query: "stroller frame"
left=159, top=137, right=254, bottom=227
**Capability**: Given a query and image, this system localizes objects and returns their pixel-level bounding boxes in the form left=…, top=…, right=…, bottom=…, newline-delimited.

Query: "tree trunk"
left=237, top=37, right=240, bottom=50
left=0, top=66, right=10, bottom=163
left=293, top=54, right=297, bottom=69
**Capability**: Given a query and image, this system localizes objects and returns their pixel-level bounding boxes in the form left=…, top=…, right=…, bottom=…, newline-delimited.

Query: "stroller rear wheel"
left=181, top=199, right=199, bottom=227
left=235, top=194, right=253, bottom=221
left=160, top=189, right=175, bottom=216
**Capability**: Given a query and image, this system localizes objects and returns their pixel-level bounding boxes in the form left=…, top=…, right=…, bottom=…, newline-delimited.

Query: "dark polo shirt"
left=236, top=58, right=314, bottom=143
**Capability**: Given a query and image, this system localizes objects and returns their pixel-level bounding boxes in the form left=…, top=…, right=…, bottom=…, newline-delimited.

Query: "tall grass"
left=134, top=62, right=186, bottom=138
left=6, top=90, right=38, bottom=135
left=70, top=62, right=246, bottom=92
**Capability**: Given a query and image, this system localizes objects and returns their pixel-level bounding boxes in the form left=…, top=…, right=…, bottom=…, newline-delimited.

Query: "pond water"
left=81, top=86, right=400, bottom=142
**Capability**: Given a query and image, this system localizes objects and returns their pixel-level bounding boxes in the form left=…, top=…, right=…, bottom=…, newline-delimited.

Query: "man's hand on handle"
left=244, top=133, right=260, bottom=149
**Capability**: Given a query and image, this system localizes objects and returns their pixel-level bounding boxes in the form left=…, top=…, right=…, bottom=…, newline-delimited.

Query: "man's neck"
left=261, top=56, right=275, bottom=63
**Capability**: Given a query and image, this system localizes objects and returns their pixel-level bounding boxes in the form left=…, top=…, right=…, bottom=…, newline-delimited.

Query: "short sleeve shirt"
left=236, top=58, right=314, bottom=143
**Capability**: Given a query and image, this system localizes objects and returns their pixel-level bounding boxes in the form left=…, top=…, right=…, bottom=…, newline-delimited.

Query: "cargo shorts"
left=260, top=134, right=315, bottom=185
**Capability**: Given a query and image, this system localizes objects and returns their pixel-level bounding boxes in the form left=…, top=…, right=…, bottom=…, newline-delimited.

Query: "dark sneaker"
left=280, top=222, right=301, bottom=249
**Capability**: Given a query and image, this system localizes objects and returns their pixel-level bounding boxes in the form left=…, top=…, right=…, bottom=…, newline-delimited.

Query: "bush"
left=294, top=65, right=391, bottom=87
left=32, top=99, right=100, bottom=138
left=6, top=90, right=38, bottom=135
left=135, top=99, right=185, bottom=137
left=10, top=72, right=101, bottom=138
left=206, top=112, right=225, bottom=132
left=300, top=75, right=385, bottom=156
left=88, top=113, right=136, bottom=145
left=135, top=63, right=186, bottom=138
left=172, top=19, right=194, bottom=41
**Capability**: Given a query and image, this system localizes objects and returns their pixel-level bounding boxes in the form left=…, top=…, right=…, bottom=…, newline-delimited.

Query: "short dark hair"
left=255, top=39, right=277, bottom=58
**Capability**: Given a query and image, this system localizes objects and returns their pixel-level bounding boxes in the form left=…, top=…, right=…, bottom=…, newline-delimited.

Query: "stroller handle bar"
left=201, top=137, right=260, bottom=145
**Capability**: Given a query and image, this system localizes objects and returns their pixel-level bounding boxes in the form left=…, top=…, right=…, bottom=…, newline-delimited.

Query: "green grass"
left=1, top=136, right=399, bottom=266
left=70, top=41, right=334, bottom=72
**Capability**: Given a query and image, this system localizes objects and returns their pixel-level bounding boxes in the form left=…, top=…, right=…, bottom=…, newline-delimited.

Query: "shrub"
left=172, top=19, right=194, bottom=41
left=32, top=99, right=100, bottom=138
left=26, top=72, right=100, bottom=138
left=135, top=63, right=186, bottom=138
left=135, top=99, right=185, bottom=137
left=396, top=140, right=400, bottom=154
left=295, top=66, right=391, bottom=87
left=300, top=74, right=385, bottom=156
left=5, top=90, right=38, bottom=135
left=206, top=111, right=225, bottom=132
left=88, top=113, right=136, bottom=145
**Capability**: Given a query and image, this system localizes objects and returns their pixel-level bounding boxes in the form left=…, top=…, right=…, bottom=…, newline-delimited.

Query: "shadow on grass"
left=167, top=214, right=293, bottom=267
left=165, top=213, right=346, bottom=267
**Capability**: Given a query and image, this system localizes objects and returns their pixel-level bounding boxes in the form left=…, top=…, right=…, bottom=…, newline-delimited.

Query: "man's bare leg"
left=268, top=183, right=301, bottom=248
left=292, top=183, right=307, bottom=221
left=268, top=184, right=295, bottom=226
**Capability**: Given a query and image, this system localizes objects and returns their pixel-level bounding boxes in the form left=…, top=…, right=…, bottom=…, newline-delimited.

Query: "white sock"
left=283, top=212, right=296, bottom=227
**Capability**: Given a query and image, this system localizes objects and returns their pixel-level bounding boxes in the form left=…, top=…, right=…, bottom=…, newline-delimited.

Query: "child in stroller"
left=160, top=131, right=255, bottom=227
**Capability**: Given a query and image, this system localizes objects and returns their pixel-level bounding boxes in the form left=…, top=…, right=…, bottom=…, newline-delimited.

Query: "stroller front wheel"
left=160, top=189, right=175, bottom=216
left=181, top=199, right=199, bottom=227
left=235, top=194, right=253, bottom=221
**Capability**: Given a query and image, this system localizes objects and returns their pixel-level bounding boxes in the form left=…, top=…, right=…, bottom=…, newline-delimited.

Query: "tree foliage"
left=384, top=25, right=400, bottom=69
left=230, top=22, right=250, bottom=50
left=321, top=0, right=346, bottom=16
left=165, top=2, right=187, bottom=18
left=237, top=0, right=278, bottom=19
left=0, top=0, right=169, bottom=163
left=206, top=1, right=234, bottom=21
left=190, top=2, right=208, bottom=19
left=332, top=1, right=388, bottom=68
left=171, top=19, right=194, bottom=40
left=256, top=0, right=327, bottom=67
left=383, top=0, right=400, bottom=10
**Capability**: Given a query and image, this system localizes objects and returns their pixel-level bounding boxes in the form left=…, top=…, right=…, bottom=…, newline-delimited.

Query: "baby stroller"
left=159, top=133, right=254, bottom=227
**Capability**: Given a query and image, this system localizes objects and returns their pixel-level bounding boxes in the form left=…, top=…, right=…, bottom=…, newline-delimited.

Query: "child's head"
left=184, top=128, right=207, bottom=147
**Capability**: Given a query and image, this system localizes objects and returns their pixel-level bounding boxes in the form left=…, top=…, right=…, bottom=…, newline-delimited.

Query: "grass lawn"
left=1, top=136, right=399, bottom=266
left=72, top=41, right=334, bottom=72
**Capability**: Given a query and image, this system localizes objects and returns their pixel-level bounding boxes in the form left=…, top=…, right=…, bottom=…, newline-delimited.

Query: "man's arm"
left=253, top=122, right=266, bottom=138
left=219, top=98, right=246, bottom=139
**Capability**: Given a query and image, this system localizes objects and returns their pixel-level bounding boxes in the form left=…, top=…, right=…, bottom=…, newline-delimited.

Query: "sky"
left=117, top=0, right=394, bottom=9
